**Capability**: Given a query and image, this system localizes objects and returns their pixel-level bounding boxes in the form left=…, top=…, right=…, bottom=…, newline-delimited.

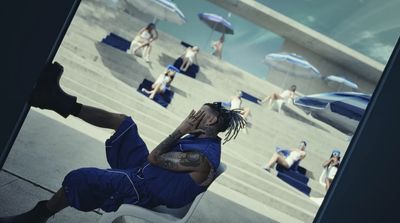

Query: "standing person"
left=262, top=141, right=307, bottom=172
left=258, top=85, right=297, bottom=106
left=212, top=34, right=224, bottom=59
left=130, top=23, right=158, bottom=62
left=142, top=65, right=178, bottom=99
left=180, top=46, right=199, bottom=72
left=0, top=62, right=246, bottom=223
left=321, top=150, right=341, bottom=191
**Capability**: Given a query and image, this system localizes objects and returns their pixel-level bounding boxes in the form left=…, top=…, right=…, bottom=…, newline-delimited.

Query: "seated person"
left=130, top=23, right=158, bottom=62
left=142, top=65, right=178, bottom=100
left=222, top=91, right=251, bottom=133
left=0, top=62, right=246, bottom=223
left=322, top=149, right=341, bottom=191
left=180, top=46, right=199, bottom=72
left=262, top=140, right=307, bottom=172
left=258, top=85, right=297, bottom=106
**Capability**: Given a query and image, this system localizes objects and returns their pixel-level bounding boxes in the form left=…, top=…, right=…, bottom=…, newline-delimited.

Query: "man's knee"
left=113, top=114, right=128, bottom=130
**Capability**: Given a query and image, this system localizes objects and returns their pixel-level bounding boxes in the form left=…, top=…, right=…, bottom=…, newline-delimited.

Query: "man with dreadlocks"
left=0, top=62, right=246, bottom=223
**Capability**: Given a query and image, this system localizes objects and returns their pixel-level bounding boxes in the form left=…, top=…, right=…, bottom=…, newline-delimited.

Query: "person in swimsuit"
left=262, top=141, right=307, bottom=172
left=0, top=62, right=246, bottom=223
left=141, top=65, right=179, bottom=99
left=258, top=85, right=297, bottom=106
left=322, top=149, right=341, bottom=191
left=212, top=34, right=224, bottom=59
left=222, top=91, right=251, bottom=134
left=130, top=23, right=158, bottom=62
left=180, top=46, right=199, bottom=72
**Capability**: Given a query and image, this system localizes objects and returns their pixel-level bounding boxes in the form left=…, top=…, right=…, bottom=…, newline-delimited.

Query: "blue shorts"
left=62, top=117, right=153, bottom=212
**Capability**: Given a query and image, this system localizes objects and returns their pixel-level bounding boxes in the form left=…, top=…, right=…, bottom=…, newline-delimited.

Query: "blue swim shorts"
left=62, top=117, right=152, bottom=212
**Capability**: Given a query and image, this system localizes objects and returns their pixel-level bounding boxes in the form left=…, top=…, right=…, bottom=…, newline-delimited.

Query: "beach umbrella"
left=264, top=52, right=321, bottom=89
left=126, top=0, right=186, bottom=25
left=293, top=92, right=371, bottom=135
left=324, top=75, right=359, bottom=91
left=198, top=13, right=234, bottom=49
left=198, top=13, right=234, bottom=34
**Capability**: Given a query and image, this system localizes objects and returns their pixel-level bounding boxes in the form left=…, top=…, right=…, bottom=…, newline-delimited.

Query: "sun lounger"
left=173, top=57, right=199, bottom=78
left=240, top=91, right=261, bottom=104
left=101, top=32, right=131, bottom=52
left=275, top=147, right=311, bottom=195
left=137, top=79, right=174, bottom=108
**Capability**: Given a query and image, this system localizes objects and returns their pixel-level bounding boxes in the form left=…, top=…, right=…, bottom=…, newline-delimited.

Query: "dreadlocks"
left=205, top=102, right=247, bottom=144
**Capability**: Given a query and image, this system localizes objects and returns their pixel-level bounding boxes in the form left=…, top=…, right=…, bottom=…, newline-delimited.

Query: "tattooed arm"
left=147, top=109, right=212, bottom=184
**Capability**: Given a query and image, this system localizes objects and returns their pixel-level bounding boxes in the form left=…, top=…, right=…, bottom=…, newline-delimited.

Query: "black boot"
left=0, top=200, right=55, bottom=223
left=29, top=62, right=77, bottom=118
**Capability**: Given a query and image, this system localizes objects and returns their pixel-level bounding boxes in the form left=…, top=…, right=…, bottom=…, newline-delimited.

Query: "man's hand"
left=175, top=110, right=205, bottom=135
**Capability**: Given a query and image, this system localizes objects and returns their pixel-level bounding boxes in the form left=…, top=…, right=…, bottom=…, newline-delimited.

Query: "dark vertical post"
left=314, top=37, right=400, bottom=222
left=0, top=0, right=81, bottom=168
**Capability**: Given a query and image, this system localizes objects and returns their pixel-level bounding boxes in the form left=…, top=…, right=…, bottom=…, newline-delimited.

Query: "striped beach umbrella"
left=294, top=92, right=370, bottom=135
left=264, top=52, right=321, bottom=89
left=324, top=75, right=359, bottom=91
left=126, top=0, right=186, bottom=25
left=198, top=13, right=234, bottom=34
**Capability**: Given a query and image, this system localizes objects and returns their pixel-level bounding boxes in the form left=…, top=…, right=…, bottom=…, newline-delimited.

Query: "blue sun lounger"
left=101, top=32, right=131, bottom=52
left=137, top=79, right=174, bottom=108
left=275, top=147, right=311, bottom=195
left=173, top=57, right=199, bottom=79
left=240, top=91, right=261, bottom=104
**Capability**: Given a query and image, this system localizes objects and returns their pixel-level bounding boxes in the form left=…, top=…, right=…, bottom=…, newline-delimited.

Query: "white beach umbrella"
left=264, top=52, right=321, bottom=88
left=126, top=0, right=186, bottom=25
left=325, top=75, right=359, bottom=91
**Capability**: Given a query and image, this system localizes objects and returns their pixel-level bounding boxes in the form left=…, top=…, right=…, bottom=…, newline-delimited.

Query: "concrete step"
left=222, top=148, right=325, bottom=198
left=221, top=157, right=319, bottom=213
left=56, top=52, right=179, bottom=129
left=218, top=174, right=315, bottom=222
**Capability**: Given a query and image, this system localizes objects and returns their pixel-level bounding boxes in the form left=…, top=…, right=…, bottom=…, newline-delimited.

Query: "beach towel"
left=173, top=57, right=199, bottom=78
left=241, top=91, right=261, bottom=104
left=137, top=79, right=174, bottom=108
left=101, top=33, right=131, bottom=52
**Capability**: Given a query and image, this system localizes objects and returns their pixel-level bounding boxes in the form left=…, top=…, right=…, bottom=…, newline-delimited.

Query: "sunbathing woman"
left=180, top=46, right=199, bottom=72
left=263, top=141, right=307, bottom=172
left=130, top=23, right=158, bottom=62
left=142, top=65, right=179, bottom=100
left=258, top=85, right=297, bottom=106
